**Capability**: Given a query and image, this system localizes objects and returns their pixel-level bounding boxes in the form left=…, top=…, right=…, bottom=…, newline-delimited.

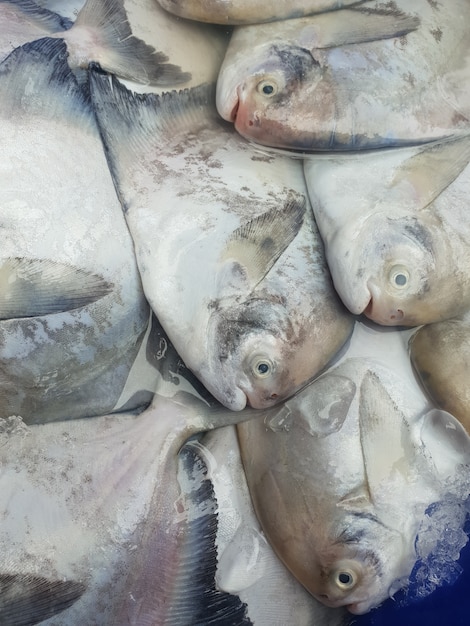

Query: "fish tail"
left=71, top=0, right=191, bottom=85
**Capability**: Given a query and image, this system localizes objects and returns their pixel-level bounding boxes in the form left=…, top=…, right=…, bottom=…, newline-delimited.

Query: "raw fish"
left=410, top=313, right=470, bottom=435
left=0, top=38, right=153, bottom=422
left=304, top=133, right=470, bottom=325
left=90, top=72, right=354, bottom=411
left=155, top=0, right=368, bottom=25
left=217, top=0, right=470, bottom=150
left=0, top=381, right=262, bottom=623
left=201, top=426, right=350, bottom=625
left=237, top=323, right=470, bottom=614
left=0, top=0, right=189, bottom=85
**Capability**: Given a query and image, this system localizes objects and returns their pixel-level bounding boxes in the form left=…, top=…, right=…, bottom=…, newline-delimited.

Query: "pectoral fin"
left=220, top=196, right=306, bottom=290
left=0, top=574, right=85, bottom=625
left=390, top=133, right=470, bottom=210
left=0, top=258, right=113, bottom=319
left=358, top=371, right=407, bottom=501
left=299, top=8, right=420, bottom=50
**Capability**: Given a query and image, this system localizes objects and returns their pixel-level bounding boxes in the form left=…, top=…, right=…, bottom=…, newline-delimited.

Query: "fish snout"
left=216, top=74, right=240, bottom=123
left=364, top=283, right=405, bottom=325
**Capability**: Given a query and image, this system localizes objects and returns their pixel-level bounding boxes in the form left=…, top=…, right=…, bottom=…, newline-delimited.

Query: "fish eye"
left=388, top=265, right=410, bottom=289
left=257, top=79, right=278, bottom=97
left=250, top=355, right=275, bottom=378
left=332, top=568, right=357, bottom=590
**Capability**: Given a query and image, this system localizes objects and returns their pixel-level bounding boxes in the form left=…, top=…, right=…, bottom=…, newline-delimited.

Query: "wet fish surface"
left=216, top=0, right=470, bottom=150
left=304, top=133, right=470, bottom=325
left=0, top=363, right=262, bottom=624
left=0, top=0, right=189, bottom=84
left=155, top=0, right=368, bottom=25
left=0, top=38, right=155, bottom=422
left=409, top=312, right=470, bottom=435
left=90, top=72, right=354, bottom=411
left=237, top=325, right=470, bottom=614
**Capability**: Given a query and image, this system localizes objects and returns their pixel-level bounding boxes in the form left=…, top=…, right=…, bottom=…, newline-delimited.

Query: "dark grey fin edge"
left=3, top=0, right=73, bottom=31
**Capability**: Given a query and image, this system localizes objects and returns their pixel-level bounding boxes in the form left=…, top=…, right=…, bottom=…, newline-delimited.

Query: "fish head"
left=208, top=297, right=319, bottom=410
left=217, top=43, right=332, bottom=150
left=329, top=214, right=447, bottom=326
left=281, top=509, right=414, bottom=615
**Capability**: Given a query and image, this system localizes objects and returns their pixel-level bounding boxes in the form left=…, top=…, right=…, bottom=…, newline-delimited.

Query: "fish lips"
left=363, top=282, right=406, bottom=326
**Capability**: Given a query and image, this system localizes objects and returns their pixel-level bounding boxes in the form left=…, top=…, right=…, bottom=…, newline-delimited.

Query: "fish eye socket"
left=250, top=355, right=275, bottom=379
left=257, top=79, right=278, bottom=97
left=389, top=265, right=410, bottom=289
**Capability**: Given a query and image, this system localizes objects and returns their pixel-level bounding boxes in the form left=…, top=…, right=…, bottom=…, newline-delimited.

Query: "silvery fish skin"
left=200, top=426, right=350, bottom=626
left=0, top=0, right=190, bottom=85
left=0, top=373, right=261, bottom=624
left=90, top=73, right=354, bottom=411
left=0, top=38, right=155, bottom=423
left=155, top=0, right=368, bottom=26
left=409, top=313, right=470, bottom=435
left=216, top=0, right=470, bottom=151
left=304, top=133, right=470, bottom=326
left=237, top=326, right=470, bottom=614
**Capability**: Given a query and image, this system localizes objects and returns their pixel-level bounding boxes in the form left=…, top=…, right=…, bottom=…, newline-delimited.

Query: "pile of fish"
left=1, top=0, right=470, bottom=624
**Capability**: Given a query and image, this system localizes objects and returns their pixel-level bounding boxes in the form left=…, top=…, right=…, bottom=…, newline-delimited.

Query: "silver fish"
left=237, top=325, right=470, bottom=614
left=0, top=388, right=262, bottom=623
left=89, top=72, right=354, bottom=411
left=155, top=0, right=368, bottom=26
left=216, top=0, right=470, bottom=151
left=409, top=312, right=470, bottom=435
left=304, top=133, right=470, bottom=325
left=0, top=0, right=189, bottom=85
left=200, top=426, right=350, bottom=626
left=0, top=38, right=155, bottom=422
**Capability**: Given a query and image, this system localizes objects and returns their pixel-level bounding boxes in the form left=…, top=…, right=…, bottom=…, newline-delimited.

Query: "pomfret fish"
left=90, top=72, right=354, bottom=411
left=216, top=0, right=470, bottom=151
left=304, top=133, right=470, bottom=325
left=155, top=0, right=368, bottom=26
left=0, top=0, right=189, bottom=85
left=237, top=324, right=470, bottom=614
left=0, top=377, right=262, bottom=624
left=0, top=38, right=154, bottom=422
left=200, top=426, right=350, bottom=625
left=409, top=313, right=470, bottom=435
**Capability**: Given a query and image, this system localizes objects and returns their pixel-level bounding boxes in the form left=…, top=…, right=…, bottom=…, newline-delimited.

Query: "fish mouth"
left=215, top=77, right=240, bottom=123
left=346, top=600, right=374, bottom=615
left=362, top=283, right=405, bottom=325
left=229, top=99, right=239, bottom=123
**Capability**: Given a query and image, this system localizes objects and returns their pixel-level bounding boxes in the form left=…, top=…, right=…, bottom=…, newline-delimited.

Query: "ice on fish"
left=237, top=322, right=470, bottom=614
left=89, top=72, right=354, bottom=411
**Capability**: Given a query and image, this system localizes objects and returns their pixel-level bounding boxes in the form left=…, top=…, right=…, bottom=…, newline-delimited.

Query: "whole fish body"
left=216, top=0, right=470, bottom=151
left=200, top=425, right=350, bottom=626
left=155, top=0, right=369, bottom=26
left=237, top=322, right=470, bottom=614
left=0, top=37, right=157, bottom=423
left=90, top=71, right=354, bottom=411
left=0, top=369, right=262, bottom=625
left=0, top=0, right=191, bottom=85
left=409, top=311, right=470, bottom=435
left=303, top=133, right=470, bottom=326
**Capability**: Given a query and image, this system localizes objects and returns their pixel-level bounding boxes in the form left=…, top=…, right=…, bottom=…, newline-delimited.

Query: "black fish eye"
left=334, top=569, right=356, bottom=590
left=250, top=355, right=275, bottom=379
left=257, top=79, right=278, bottom=97
left=388, top=265, right=410, bottom=289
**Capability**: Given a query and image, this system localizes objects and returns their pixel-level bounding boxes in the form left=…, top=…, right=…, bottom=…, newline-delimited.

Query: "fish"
left=155, top=0, right=369, bottom=26
left=409, top=313, right=470, bottom=435
left=0, top=0, right=190, bottom=85
left=303, top=133, right=470, bottom=326
left=200, top=426, right=350, bottom=625
left=0, top=377, right=263, bottom=623
left=216, top=0, right=470, bottom=151
left=0, top=37, right=157, bottom=423
left=237, top=324, right=470, bottom=614
left=89, top=71, right=354, bottom=411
